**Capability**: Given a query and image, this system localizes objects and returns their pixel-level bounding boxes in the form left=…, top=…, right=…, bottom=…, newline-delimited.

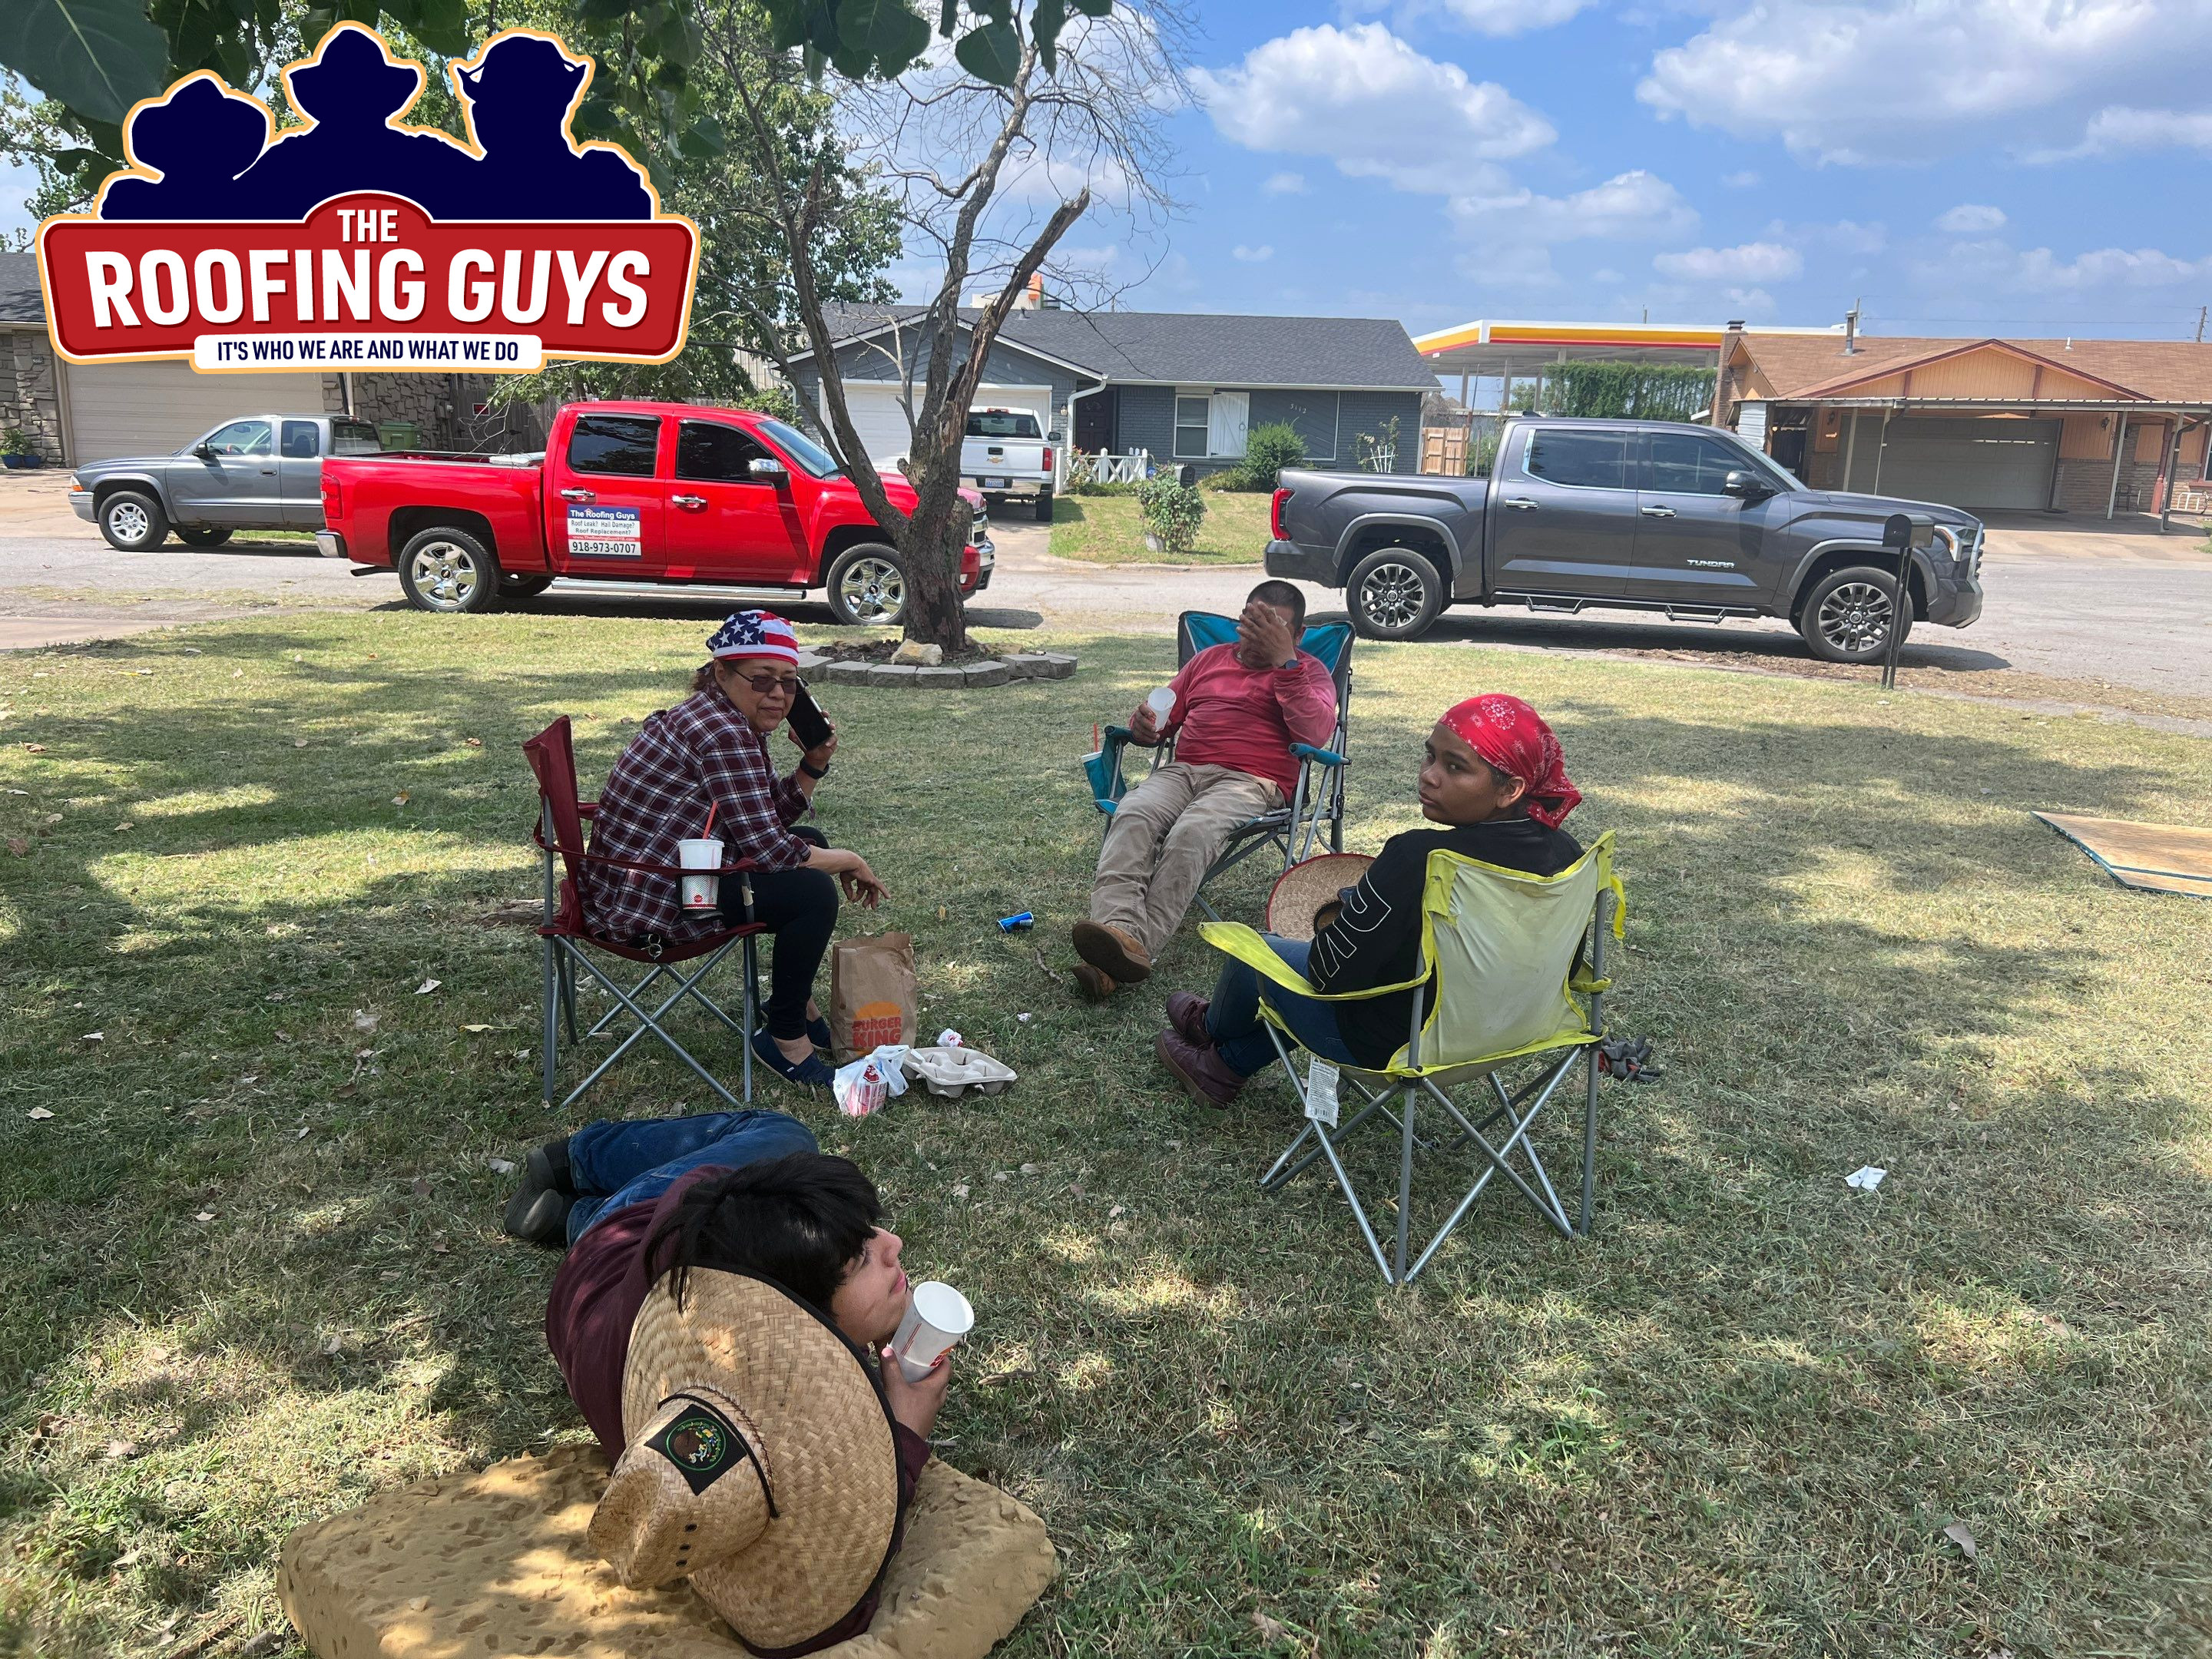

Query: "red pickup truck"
left=316, top=400, right=991, bottom=624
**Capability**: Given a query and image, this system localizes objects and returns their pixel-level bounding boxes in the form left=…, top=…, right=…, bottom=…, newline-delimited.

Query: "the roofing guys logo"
left=35, top=23, right=699, bottom=375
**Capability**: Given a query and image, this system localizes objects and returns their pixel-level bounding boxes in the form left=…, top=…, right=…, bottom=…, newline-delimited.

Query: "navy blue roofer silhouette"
left=233, top=24, right=479, bottom=220
left=103, top=75, right=272, bottom=220
left=454, top=35, right=653, bottom=220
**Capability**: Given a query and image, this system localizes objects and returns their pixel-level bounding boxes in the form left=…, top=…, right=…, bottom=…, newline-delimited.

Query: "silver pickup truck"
left=69, top=413, right=386, bottom=550
left=1265, top=415, right=1985, bottom=662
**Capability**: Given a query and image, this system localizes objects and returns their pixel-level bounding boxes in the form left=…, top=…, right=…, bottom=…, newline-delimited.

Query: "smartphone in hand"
left=787, top=681, right=834, bottom=752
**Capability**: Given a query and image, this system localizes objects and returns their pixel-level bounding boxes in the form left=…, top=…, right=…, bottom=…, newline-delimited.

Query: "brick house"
left=1714, top=329, right=2212, bottom=518
left=786, top=300, right=1435, bottom=479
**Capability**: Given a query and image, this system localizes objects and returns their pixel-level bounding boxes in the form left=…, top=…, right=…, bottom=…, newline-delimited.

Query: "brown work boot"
left=1165, top=991, right=1211, bottom=1045
left=1154, top=1028, right=1245, bottom=1108
left=1071, top=962, right=1118, bottom=1002
left=1073, top=919, right=1152, bottom=984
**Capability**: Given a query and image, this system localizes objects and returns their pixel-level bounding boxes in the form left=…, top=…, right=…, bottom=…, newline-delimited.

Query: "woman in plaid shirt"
left=583, top=611, right=887, bottom=1086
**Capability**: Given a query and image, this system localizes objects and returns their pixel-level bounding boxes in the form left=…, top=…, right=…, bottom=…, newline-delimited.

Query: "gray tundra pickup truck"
left=1265, top=416, right=1985, bottom=661
left=70, top=413, right=386, bottom=551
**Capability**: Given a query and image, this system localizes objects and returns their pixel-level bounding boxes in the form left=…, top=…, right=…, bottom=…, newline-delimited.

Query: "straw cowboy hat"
left=1265, top=853, right=1376, bottom=942
left=588, top=1270, right=904, bottom=1651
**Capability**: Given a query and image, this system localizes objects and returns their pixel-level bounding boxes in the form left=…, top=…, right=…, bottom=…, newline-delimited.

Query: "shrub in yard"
left=1199, top=469, right=1243, bottom=493
left=1234, top=422, right=1306, bottom=490
left=1136, top=476, right=1207, bottom=555
left=1068, top=478, right=1139, bottom=496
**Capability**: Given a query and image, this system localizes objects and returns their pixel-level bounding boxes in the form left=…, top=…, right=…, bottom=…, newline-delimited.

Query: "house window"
left=1174, top=394, right=1210, bottom=459
left=1174, top=389, right=1251, bottom=459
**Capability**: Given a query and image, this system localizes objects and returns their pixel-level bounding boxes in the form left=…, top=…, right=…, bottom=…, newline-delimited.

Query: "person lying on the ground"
left=508, top=1115, right=943, bottom=1654
left=1154, top=694, right=1584, bottom=1107
left=1071, top=579, right=1338, bottom=1002
left=579, top=610, right=886, bottom=1086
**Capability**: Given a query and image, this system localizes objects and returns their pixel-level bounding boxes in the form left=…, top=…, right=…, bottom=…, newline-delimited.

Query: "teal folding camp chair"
left=1082, top=611, right=1353, bottom=921
left=1198, top=834, right=1626, bottom=1285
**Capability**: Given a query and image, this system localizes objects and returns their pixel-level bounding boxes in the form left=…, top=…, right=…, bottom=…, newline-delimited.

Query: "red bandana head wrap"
left=1439, top=695, right=1581, bottom=828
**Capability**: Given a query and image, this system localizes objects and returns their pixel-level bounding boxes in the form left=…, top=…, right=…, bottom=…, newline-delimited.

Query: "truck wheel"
left=826, top=543, right=907, bottom=627
left=99, top=490, right=168, bottom=551
left=1799, top=565, right=1911, bottom=663
left=1033, top=487, right=1055, bottom=523
left=499, top=573, right=554, bottom=601
left=1346, top=546, right=1444, bottom=641
left=398, top=525, right=502, bottom=614
left=174, top=525, right=233, bottom=548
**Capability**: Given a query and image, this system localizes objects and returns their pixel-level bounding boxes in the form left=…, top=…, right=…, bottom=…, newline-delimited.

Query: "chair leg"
left=557, top=943, right=746, bottom=1114
left=741, top=935, right=758, bottom=1104
left=1579, top=1047, right=1600, bottom=1236
left=541, top=938, right=560, bottom=1108
left=1394, top=1081, right=1416, bottom=1283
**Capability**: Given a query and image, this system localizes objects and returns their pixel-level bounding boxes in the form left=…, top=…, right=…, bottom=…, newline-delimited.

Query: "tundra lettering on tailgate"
left=568, top=505, right=642, bottom=558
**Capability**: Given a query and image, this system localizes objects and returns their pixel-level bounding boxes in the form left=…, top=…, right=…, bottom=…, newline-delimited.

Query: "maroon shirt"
left=546, top=1169, right=930, bottom=1654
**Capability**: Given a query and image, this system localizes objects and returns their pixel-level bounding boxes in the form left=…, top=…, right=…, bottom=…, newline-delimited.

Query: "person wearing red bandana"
left=1155, top=694, right=1584, bottom=1108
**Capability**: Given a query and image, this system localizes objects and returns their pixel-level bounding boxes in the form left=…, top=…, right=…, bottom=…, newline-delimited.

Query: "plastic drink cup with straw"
left=892, top=1281, right=974, bottom=1381
left=678, top=803, right=721, bottom=912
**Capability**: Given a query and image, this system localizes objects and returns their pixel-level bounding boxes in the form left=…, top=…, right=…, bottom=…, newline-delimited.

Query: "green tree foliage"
left=1539, top=362, right=1718, bottom=422
left=1135, top=475, right=1204, bottom=556
left=1232, top=421, right=1305, bottom=491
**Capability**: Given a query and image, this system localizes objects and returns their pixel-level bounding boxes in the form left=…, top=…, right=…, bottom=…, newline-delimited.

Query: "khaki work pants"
left=1089, top=761, right=1282, bottom=959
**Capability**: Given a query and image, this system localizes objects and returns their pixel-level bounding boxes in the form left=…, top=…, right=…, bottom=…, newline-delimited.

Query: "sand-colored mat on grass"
left=276, top=1445, right=1057, bottom=1658
left=2034, top=812, right=2212, bottom=899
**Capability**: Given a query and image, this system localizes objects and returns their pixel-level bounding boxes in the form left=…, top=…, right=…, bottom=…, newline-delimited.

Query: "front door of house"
left=1075, top=388, right=1116, bottom=454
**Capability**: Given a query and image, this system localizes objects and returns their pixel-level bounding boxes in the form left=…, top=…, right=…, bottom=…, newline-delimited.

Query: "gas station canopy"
left=1414, top=319, right=1843, bottom=379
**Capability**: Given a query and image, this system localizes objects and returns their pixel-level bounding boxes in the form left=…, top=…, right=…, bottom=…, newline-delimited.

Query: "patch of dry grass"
left=2, top=617, right=2209, bottom=1657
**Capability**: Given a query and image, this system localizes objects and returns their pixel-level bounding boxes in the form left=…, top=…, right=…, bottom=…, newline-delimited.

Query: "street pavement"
left=2, top=471, right=2207, bottom=703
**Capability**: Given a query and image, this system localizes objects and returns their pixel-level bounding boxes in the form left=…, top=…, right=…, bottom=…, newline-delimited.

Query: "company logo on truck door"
left=567, top=505, right=644, bottom=558
left=35, top=23, right=699, bottom=374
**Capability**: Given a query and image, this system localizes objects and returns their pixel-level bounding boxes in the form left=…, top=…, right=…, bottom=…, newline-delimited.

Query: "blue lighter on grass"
left=998, top=912, right=1035, bottom=931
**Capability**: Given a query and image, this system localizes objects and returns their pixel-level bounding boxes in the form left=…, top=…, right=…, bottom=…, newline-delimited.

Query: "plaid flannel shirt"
left=580, top=689, right=813, bottom=942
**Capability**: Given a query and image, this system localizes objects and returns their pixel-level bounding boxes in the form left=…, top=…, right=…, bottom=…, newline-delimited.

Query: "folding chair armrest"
left=528, top=830, right=763, bottom=882
left=1102, top=724, right=1167, bottom=750
left=1290, top=742, right=1346, bottom=768
left=1197, top=922, right=1432, bottom=1003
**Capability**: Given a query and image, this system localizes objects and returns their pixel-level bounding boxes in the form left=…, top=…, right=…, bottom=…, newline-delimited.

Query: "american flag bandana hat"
left=707, top=610, right=800, bottom=667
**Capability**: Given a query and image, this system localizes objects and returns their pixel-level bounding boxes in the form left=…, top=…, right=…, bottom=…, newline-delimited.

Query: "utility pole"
left=2197, top=305, right=2206, bottom=343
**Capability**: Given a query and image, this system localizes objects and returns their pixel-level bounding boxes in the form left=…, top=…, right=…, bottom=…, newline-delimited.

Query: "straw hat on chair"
left=1265, top=853, right=1376, bottom=941
left=588, top=1270, right=905, bottom=1652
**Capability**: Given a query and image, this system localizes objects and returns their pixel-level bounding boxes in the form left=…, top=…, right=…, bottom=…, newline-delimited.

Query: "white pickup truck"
left=961, top=406, right=1055, bottom=522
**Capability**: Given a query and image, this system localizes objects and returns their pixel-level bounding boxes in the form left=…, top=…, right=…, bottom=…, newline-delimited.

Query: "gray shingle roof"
left=808, top=303, right=1436, bottom=390
left=0, top=252, right=45, bottom=325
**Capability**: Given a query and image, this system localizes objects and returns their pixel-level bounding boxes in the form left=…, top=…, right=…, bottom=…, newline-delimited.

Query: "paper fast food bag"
left=830, top=932, right=917, bottom=1061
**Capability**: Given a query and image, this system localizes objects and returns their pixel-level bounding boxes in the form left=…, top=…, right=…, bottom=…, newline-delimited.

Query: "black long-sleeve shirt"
left=1308, top=816, right=1582, bottom=1068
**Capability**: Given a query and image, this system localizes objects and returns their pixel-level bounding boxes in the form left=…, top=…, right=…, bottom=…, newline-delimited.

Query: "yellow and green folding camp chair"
left=1198, top=832, right=1625, bottom=1285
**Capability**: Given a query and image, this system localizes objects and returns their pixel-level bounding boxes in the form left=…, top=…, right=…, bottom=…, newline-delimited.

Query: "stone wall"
left=2050, top=455, right=2163, bottom=515
left=0, top=329, right=65, bottom=462
left=346, top=372, right=545, bottom=451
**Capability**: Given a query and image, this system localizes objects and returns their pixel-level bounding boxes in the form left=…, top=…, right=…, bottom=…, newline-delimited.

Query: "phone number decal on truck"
left=568, top=504, right=642, bottom=558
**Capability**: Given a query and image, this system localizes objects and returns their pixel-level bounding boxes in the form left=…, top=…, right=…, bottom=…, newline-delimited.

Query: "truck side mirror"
left=1721, top=469, right=1770, bottom=499
left=1048, top=429, right=1065, bottom=443
left=749, top=456, right=788, bottom=481
left=193, top=442, right=218, bottom=462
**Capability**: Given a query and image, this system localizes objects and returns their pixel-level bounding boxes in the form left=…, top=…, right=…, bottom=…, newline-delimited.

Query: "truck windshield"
left=754, top=418, right=842, bottom=478
left=965, top=410, right=1041, bottom=439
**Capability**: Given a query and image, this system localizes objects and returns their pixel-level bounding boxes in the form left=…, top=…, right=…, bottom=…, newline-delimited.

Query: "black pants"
left=720, top=826, right=838, bottom=1040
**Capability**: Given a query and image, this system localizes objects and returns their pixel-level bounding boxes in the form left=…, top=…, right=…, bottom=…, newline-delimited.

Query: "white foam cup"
left=677, top=837, right=723, bottom=911
left=1145, top=685, right=1176, bottom=720
left=892, top=1280, right=975, bottom=1382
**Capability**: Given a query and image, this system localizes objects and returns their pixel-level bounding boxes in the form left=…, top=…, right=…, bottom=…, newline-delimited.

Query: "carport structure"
left=1714, top=329, right=2212, bottom=525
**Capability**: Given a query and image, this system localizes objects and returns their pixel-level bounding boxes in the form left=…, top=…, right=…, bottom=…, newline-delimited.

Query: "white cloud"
left=1924, top=237, right=2212, bottom=293
left=1768, top=217, right=1887, bottom=255
left=1721, top=169, right=1761, bottom=188
left=2031, top=104, right=2212, bottom=161
left=1637, top=0, right=2212, bottom=165
left=1449, top=171, right=1699, bottom=287
left=1261, top=171, right=1307, bottom=195
left=1232, top=243, right=1275, bottom=262
left=1936, top=203, right=2007, bottom=233
left=1192, top=23, right=1554, bottom=194
left=1592, top=268, right=1624, bottom=283
left=1653, top=241, right=1803, bottom=283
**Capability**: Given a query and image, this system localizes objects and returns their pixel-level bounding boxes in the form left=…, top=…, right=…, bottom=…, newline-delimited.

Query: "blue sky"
left=1122, top=0, right=2212, bottom=340
left=12, top=0, right=2212, bottom=343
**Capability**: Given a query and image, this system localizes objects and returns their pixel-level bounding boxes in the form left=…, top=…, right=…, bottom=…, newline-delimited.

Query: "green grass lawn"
left=3, top=618, right=2210, bottom=1657
left=1048, top=489, right=1270, bottom=565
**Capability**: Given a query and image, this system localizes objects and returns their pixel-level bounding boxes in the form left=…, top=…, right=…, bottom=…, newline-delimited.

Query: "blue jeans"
left=565, top=1108, right=819, bottom=1244
left=1206, top=935, right=1361, bottom=1078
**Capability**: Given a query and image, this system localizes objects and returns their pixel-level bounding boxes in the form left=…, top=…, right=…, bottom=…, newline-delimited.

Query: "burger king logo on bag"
left=851, top=1000, right=906, bottom=1051
left=36, top=22, right=698, bottom=375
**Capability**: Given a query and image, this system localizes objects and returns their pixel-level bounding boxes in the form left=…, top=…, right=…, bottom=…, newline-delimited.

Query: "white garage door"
left=1873, top=416, right=2059, bottom=512
left=828, top=382, right=1055, bottom=467
left=66, top=359, right=332, bottom=464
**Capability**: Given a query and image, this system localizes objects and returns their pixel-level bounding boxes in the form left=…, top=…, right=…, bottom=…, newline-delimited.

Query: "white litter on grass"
left=416, top=979, right=441, bottom=995
left=81, top=1031, right=103, bottom=1041
left=353, top=1009, right=379, bottom=1031
left=1017, top=1012, right=1032, bottom=1024
left=486, top=1157, right=518, bottom=1175
left=194, top=1210, right=216, bottom=1222
left=1943, top=1520, right=1978, bottom=1560
left=28, top=1108, right=54, bottom=1121
left=1109, top=1205, right=1125, bottom=1219
left=952, top=1184, right=970, bottom=1199
left=1845, top=1165, right=1887, bottom=1192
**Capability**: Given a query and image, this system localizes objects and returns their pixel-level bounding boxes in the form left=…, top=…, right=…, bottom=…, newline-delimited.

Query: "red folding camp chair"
left=522, top=717, right=764, bottom=1112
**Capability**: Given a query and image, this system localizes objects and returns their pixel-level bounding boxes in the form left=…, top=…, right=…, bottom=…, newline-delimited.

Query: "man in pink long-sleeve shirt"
left=1072, top=580, right=1339, bottom=999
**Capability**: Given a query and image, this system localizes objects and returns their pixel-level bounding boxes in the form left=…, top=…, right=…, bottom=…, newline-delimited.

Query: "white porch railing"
left=1065, top=449, right=1152, bottom=486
